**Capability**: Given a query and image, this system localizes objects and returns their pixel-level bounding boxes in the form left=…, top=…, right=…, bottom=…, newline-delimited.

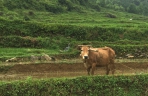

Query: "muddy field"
left=0, top=59, right=148, bottom=81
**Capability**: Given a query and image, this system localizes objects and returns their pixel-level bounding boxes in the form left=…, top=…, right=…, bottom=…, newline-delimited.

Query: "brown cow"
left=78, top=45, right=115, bottom=75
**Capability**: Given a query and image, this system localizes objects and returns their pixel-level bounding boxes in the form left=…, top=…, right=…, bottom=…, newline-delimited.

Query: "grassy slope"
left=1, top=0, right=148, bottom=27
left=1, top=0, right=148, bottom=60
left=2, top=9, right=148, bottom=27
left=0, top=48, right=60, bottom=62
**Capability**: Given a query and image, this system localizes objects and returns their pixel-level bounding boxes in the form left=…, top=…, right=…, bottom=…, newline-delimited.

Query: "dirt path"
left=0, top=62, right=148, bottom=81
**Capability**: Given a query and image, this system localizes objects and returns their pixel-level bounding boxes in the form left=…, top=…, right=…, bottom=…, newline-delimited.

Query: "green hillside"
left=0, top=0, right=148, bottom=49
left=0, top=0, right=147, bottom=22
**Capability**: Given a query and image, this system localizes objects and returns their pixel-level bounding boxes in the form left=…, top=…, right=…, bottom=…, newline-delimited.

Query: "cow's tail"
left=108, top=48, right=116, bottom=74
left=108, top=48, right=115, bottom=64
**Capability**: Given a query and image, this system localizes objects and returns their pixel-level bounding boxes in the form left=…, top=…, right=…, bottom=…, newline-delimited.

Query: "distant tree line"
left=97, top=0, right=148, bottom=15
left=0, top=0, right=101, bottom=13
left=0, top=0, right=148, bottom=15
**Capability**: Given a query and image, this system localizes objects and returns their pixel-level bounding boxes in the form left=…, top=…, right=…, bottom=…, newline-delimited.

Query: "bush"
left=1, top=19, right=148, bottom=42
left=90, top=4, right=101, bottom=11
left=3, top=0, right=65, bottom=13
left=44, top=3, right=64, bottom=13
left=0, top=75, right=147, bottom=96
left=106, top=13, right=117, bottom=18
left=0, top=36, right=39, bottom=48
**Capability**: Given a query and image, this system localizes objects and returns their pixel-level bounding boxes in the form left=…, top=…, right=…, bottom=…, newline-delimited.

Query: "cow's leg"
left=91, top=63, right=96, bottom=75
left=87, top=66, right=91, bottom=75
left=110, top=59, right=115, bottom=75
left=106, top=65, right=110, bottom=75
left=111, top=64, right=115, bottom=75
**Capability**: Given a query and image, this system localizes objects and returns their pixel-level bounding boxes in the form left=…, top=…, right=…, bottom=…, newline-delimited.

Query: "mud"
left=0, top=62, right=148, bottom=81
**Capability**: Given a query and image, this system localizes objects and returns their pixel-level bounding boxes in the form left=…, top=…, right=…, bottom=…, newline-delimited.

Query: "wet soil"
left=0, top=62, right=148, bottom=81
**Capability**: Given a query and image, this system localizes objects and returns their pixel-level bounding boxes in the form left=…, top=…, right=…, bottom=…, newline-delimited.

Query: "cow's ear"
left=77, top=45, right=82, bottom=50
left=88, top=45, right=92, bottom=49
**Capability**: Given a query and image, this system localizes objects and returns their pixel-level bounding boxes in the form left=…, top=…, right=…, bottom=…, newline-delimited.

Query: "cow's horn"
left=78, top=45, right=92, bottom=47
left=78, top=45, right=83, bottom=47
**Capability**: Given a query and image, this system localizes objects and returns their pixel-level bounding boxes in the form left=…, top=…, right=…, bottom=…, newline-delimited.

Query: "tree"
left=133, top=0, right=140, bottom=6
left=128, top=3, right=137, bottom=14
left=97, top=0, right=106, bottom=7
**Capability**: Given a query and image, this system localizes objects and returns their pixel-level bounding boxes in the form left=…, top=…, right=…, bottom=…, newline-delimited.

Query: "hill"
left=0, top=0, right=148, bottom=49
left=1, top=0, right=148, bottom=21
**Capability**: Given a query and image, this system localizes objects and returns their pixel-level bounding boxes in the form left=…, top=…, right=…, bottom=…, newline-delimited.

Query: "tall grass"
left=0, top=48, right=59, bottom=58
left=0, top=75, right=147, bottom=96
left=32, top=11, right=148, bottom=28
left=1, top=8, right=148, bottom=28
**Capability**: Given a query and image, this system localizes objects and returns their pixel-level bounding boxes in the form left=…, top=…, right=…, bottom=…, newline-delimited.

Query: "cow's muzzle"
left=84, top=56, right=88, bottom=59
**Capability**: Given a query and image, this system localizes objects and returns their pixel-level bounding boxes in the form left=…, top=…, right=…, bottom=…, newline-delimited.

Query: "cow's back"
left=97, top=47, right=115, bottom=65
left=99, top=47, right=115, bottom=58
left=96, top=48, right=110, bottom=65
left=86, top=47, right=115, bottom=66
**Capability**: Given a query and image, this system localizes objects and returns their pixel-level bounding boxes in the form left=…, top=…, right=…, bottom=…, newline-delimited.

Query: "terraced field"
left=0, top=59, right=148, bottom=81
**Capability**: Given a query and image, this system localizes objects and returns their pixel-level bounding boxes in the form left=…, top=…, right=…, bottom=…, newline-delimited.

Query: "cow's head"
left=78, top=45, right=92, bottom=59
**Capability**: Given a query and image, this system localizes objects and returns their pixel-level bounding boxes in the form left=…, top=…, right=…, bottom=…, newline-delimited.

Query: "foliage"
left=1, top=0, right=148, bottom=15
left=97, top=0, right=148, bottom=15
left=0, top=0, right=101, bottom=13
left=128, top=3, right=137, bottom=14
left=1, top=17, right=148, bottom=58
left=1, top=18, right=148, bottom=42
left=106, top=13, right=117, bottom=18
left=0, top=48, right=60, bottom=62
left=109, top=44, right=148, bottom=58
left=1, top=0, right=148, bottom=60
left=0, top=36, right=39, bottom=48
left=0, top=75, right=148, bottom=96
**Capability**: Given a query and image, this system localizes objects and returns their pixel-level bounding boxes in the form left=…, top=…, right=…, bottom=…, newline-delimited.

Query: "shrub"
left=1, top=19, right=148, bottom=42
left=0, top=75, right=147, bottom=96
left=44, top=3, right=64, bottom=13
left=0, top=36, right=39, bottom=48
left=90, top=4, right=101, bottom=11
left=106, top=13, right=117, bottom=18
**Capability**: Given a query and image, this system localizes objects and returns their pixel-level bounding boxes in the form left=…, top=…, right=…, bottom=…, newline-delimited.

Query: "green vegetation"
left=0, top=48, right=60, bottom=61
left=1, top=0, right=148, bottom=15
left=0, top=1, right=148, bottom=95
left=1, top=0, right=148, bottom=59
left=0, top=48, right=78, bottom=62
left=0, top=75, right=148, bottom=96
